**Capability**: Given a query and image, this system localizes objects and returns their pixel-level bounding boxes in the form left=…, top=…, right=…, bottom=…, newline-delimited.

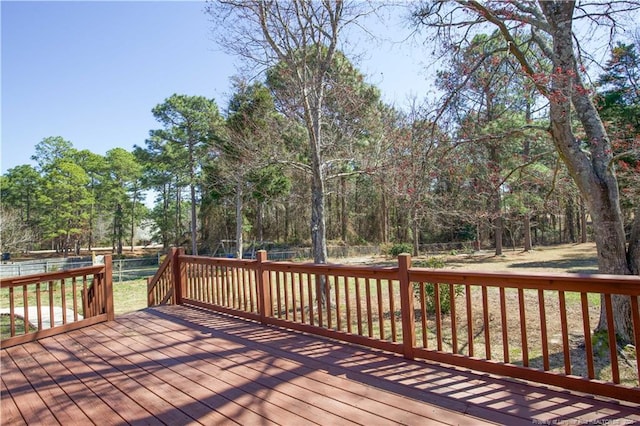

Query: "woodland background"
left=1, top=2, right=638, bottom=266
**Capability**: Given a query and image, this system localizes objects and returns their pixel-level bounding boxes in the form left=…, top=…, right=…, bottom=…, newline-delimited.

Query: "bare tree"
left=413, top=0, right=640, bottom=342
left=207, top=0, right=377, bottom=265
left=0, top=208, right=34, bottom=254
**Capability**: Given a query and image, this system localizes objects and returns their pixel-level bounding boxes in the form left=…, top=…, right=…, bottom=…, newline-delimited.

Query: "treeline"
left=1, top=31, right=638, bottom=260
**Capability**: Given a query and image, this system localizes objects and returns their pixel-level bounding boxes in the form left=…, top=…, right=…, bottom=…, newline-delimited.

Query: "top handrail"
left=1, top=265, right=105, bottom=287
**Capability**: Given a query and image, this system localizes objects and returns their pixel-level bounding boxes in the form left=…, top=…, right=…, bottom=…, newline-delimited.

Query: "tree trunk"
left=235, top=181, right=243, bottom=259
left=628, top=206, right=640, bottom=275
left=257, top=201, right=264, bottom=243
left=381, top=190, right=389, bottom=244
left=540, top=2, right=634, bottom=342
left=341, top=176, right=347, bottom=242
left=566, top=197, right=575, bottom=243
left=412, top=208, right=419, bottom=256
left=523, top=214, right=532, bottom=252
left=130, top=188, right=137, bottom=252
left=189, top=165, right=198, bottom=256
left=494, top=195, right=503, bottom=256
left=175, top=184, right=181, bottom=247
left=580, top=199, right=587, bottom=244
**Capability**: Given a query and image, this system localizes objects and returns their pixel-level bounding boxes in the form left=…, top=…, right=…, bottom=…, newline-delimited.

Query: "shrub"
left=388, top=243, right=412, bottom=256
left=413, top=257, right=446, bottom=269
left=412, top=256, right=461, bottom=314
left=415, top=282, right=464, bottom=314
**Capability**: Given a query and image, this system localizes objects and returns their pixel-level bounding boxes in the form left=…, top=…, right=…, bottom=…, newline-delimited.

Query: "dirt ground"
left=440, top=242, right=599, bottom=274
left=339, top=242, right=599, bottom=274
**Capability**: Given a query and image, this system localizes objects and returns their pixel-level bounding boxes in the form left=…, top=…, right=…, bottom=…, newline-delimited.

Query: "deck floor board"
left=3, top=305, right=639, bottom=425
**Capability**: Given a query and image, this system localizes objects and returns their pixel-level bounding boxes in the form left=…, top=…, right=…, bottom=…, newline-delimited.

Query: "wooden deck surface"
left=2, top=304, right=639, bottom=425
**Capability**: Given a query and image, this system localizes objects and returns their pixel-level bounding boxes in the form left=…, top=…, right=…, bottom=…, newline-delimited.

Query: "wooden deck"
left=2, top=305, right=639, bottom=425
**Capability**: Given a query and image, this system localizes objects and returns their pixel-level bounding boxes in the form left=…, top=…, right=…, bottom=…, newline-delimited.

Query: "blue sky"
left=1, top=1, right=433, bottom=174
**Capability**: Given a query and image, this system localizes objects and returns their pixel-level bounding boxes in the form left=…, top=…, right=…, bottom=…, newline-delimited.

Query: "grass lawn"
left=113, top=279, right=149, bottom=315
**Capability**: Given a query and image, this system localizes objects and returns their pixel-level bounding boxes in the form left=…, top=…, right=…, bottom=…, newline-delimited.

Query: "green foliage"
left=388, top=243, right=412, bottom=256
left=417, top=282, right=463, bottom=315
left=411, top=256, right=461, bottom=314
left=592, top=330, right=610, bottom=358
left=413, top=257, right=446, bottom=269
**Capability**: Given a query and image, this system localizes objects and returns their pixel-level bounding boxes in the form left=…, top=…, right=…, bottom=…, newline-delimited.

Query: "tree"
left=104, top=148, right=143, bottom=254
left=41, top=158, right=92, bottom=254
left=413, top=1, right=640, bottom=342
left=596, top=41, right=640, bottom=274
left=31, top=136, right=74, bottom=172
left=208, top=0, right=376, bottom=266
left=29, top=137, right=94, bottom=254
left=0, top=208, right=34, bottom=254
left=266, top=47, right=383, bottom=245
left=151, top=94, right=222, bottom=255
left=74, top=149, right=108, bottom=251
left=218, top=79, right=289, bottom=258
left=0, top=165, right=42, bottom=245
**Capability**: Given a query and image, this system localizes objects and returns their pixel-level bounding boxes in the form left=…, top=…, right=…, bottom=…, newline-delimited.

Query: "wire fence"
left=0, top=255, right=162, bottom=283
left=0, top=242, right=473, bottom=281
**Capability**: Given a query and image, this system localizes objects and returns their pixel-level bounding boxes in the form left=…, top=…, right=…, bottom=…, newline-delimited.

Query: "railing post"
left=147, top=276, right=154, bottom=306
left=398, top=253, right=415, bottom=359
left=256, top=250, right=272, bottom=324
left=103, top=255, right=115, bottom=321
left=172, top=247, right=185, bottom=305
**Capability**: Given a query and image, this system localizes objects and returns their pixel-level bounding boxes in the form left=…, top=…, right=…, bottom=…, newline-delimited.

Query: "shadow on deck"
left=3, top=305, right=639, bottom=425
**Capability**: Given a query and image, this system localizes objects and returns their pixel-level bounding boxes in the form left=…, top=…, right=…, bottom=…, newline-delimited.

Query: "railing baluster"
left=219, top=266, right=225, bottom=306
left=538, top=289, right=549, bottom=370
left=307, top=274, right=315, bottom=325
left=465, top=284, right=473, bottom=357
left=9, top=287, right=16, bottom=336
left=365, top=277, right=373, bottom=338
left=36, top=283, right=43, bottom=329
left=388, top=279, right=396, bottom=342
left=209, top=264, right=214, bottom=304
left=49, top=280, right=55, bottom=329
left=71, top=277, right=78, bottom=321
left=240, top=267, right=247, bottom=311
left=324, top=275, right=332, bottom=330
left=345, top=276, right=352, bottom=334
left=450, top=283, right=458, bottom=354
left=251, top=268, right=257, bottom=313
left=500, top=287, right=509, bottom=363
left=559, top=291, right=571, bottom=375
left=82, top=276, right=88, bottom=318
left=61, top=278, right=67, bottom=325
left=631, top=296, right=640, bottom=382
left=22, top=286, right=29, bottom=335
left=335, top=275, right=342, bottom=332
left=283, top=271, right=290, bottom=320
left=355, top=277, right=362, bottom=336
left=299, top=272, right=305, bottom=324
left=291, top=270, right=297, bottom=322
left=314, top=275, right=324, bottom=327
left=377, top=278, right=384, bottom=341
left=481, top=285, right=490, bottom=359
left=420, top=282, right=427, bottom=348
left=434, top=283, right=442, bottom=351
left=232, top=266, right=239, bottom=309
left=226, top=266, right=232, bottom=307
left=518, top=288, right=528, bottom=367
left=275, top=272, right=283, bottom=318
left=604, top=294, right=620, bottom=384
left=580, top=292, right=595, bottom=379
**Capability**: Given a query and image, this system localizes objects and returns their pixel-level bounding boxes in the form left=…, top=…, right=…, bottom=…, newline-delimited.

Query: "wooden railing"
left=147, top=250, right=640, bottom=403
left=147, top=248, right=182, bottom=306
left=1, top=255, right=114, bottom=348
